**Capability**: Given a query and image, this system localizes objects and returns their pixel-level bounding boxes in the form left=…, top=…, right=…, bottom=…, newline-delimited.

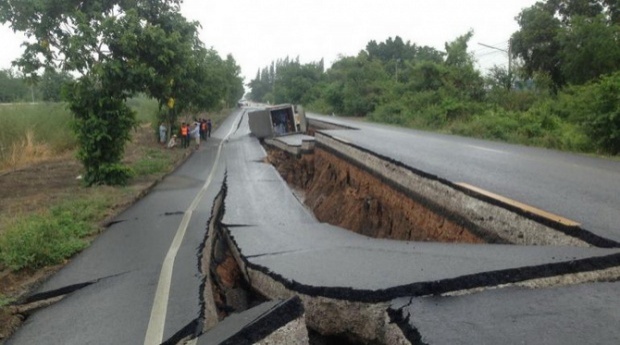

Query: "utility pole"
left=395, top=59, right=401, bottom=82
left=478, top=42, right=512, bottom=76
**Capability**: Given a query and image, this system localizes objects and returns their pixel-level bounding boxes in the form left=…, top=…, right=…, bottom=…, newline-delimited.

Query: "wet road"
left=7, top=108, right=620, bottom=344
left=308, top=114, right=620, bottom=244
left=7, top=110, right=245, bottom=345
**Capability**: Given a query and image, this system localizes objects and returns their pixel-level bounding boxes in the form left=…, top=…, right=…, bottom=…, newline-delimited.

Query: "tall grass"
left=126, top=95, right=159, bottom=124
left=0, top=97, right=159, bottom=169
left=0, top=103, right=75, bottom=168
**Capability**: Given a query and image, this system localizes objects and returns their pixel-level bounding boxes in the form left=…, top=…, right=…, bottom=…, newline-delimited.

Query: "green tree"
left=511, top=0, right=620, bottom=89
left=272, top=57, right=324, bottom=105
left=0, top=69, right=29, bottom=102
left=325, top=52, right=388, bottom=116
left=558, top=14, right=620, bottom=85
left=563, top=71, right=620, bottom=154
left=38, top=69, right=73, bottom=102
left=511, top=2, right=564, bottom=89
left=1, top=0, right=241, bottom=185
left=248, top=66, right=273, bottom=102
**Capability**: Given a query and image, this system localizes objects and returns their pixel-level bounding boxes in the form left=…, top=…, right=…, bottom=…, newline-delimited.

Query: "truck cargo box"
left=248, top=104, right=306, bottom=139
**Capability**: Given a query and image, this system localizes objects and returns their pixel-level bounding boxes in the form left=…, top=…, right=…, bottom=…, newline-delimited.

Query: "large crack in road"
left=193, top=117, right=620, bottom=344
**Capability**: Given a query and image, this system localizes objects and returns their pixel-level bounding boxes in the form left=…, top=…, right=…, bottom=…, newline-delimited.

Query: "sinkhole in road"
left=206, top=217, right=359, bottom=344
left=208, top=223, right=266, bottom=319
left=265, top=146, right=487, bottom=244
left=264, top=135, right=590, bottom=248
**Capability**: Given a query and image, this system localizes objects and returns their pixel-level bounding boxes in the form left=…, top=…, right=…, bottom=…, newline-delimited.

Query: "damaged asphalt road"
left=7, top=110, right=244, bottom=345
left=210, top=112, right=620, bottom=343
left=7, top=108, right=620, bottom=344
left=307, top=113, right=620, bottom=244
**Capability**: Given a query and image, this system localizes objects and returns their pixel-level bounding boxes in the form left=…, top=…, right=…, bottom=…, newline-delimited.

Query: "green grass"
left=0, top=294, right=15, bottom=307
left=0, top=194, right=113, bottom=271
left=131, top=148, right=172, bottom=176
left=0, top=105, right=232, bottom=272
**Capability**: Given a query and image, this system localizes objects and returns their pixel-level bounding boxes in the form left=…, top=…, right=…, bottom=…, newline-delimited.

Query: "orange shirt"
left=181, top=126, right=188, bottom=136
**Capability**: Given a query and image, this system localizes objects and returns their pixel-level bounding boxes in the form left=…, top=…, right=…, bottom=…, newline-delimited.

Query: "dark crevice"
left=232, top=110, right=246, bottom=136
left=222, top=224, right=253, bottom=228
left=103, top=219, right=126, bottom=228
left=198, top=173, right=267, bottom=340
left=22, top=271, right=130, bottom=305
left=161, top=318, right=201, bottom=345
left=245, top=249, right=303, bottom=259
left=223, top=223, right=620, bottom=303
left=163, top=211, right=184, bottom=216
left=308, top=329, right=364, bottom=345
left=218, top=296, right=305, bottom=345
left=196, top=174, right=229, bottom=334
left=386, top=305, right=426, bottom=345
left=210, top=220, right=267, bottom=319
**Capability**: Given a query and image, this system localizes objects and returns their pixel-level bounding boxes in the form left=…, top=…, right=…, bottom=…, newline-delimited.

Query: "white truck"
left=248, top=104, right=307, bottom=139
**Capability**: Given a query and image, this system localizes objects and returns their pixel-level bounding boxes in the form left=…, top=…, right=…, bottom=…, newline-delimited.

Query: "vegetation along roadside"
left=0, top=100, right=234, bottom=340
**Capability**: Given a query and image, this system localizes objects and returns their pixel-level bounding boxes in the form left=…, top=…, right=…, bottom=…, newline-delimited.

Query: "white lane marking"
left=465, top=144, right=506, bottom=154
left=144, top=111, right=244, bottom=345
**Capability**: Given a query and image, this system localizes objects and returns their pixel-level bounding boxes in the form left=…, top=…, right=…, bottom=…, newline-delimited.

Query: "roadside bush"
left=369, top=102, right=409, bottom=125
left=562, top=72, right=620, bottom=154
left=305, top=98, right=333, bottom=115
left=486, top=88, right=541, bottom=112
left=449, top=109, right=520, bottom=141
left=67, top=78, right=137, bottom=186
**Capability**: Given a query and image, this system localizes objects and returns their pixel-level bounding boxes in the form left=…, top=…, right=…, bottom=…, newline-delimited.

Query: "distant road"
left=308, top=113, right=620, bottom=244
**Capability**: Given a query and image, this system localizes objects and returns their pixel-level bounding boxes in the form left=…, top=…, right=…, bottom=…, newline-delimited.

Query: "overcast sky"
left=0, top=0, right=538, bottom=84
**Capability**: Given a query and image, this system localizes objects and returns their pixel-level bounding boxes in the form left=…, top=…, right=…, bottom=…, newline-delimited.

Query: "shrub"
left=563, top=72, right=620, bottom=154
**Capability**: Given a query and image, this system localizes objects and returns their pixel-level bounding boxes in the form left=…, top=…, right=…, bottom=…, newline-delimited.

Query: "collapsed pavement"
left=5, top=107, right=618, bottom=344
left=195, top=112, right=620, bottom=344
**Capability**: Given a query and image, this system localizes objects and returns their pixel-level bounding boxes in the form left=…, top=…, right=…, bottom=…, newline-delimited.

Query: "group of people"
left=159, top=118, right=212, bottom=149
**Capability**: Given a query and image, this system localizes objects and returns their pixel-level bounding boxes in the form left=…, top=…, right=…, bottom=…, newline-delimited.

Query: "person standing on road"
left=159, top=122, right=167, bottom=145
left=185, top=122, right=191, bottom=148
left=201, top=119, right=207, bottom=141
left=180, top=122, right=189, bottom=148
left=207, top=118, right=212, bottom=138
left=190, top=122, right=201, bottom=148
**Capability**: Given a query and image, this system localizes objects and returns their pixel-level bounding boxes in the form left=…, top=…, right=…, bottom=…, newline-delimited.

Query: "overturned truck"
left=248, top=104, right=307, bottom=139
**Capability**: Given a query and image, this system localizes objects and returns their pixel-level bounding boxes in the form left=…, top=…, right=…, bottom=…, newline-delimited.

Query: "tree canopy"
left=248, top=24, right=618, bottom=154
left=1, top=0, right=243, bottom=185
left=511, top=0, right=620, bottom=89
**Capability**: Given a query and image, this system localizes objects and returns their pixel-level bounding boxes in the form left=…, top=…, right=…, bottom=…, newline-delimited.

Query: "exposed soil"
left=210, top=226, right=266, bottom=320
left=267, top=147, right=485, bottom=244
left=0, top=123, right=189, bottom=341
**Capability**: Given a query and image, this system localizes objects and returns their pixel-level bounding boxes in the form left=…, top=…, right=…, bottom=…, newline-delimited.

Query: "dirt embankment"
left=267, top=147, right=485, bottom=244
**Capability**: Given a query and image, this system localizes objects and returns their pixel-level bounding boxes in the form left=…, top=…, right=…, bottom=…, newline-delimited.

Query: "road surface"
left=7, top=108, right=620, bottom=344
left=309, top=113, right=620, bottom=244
